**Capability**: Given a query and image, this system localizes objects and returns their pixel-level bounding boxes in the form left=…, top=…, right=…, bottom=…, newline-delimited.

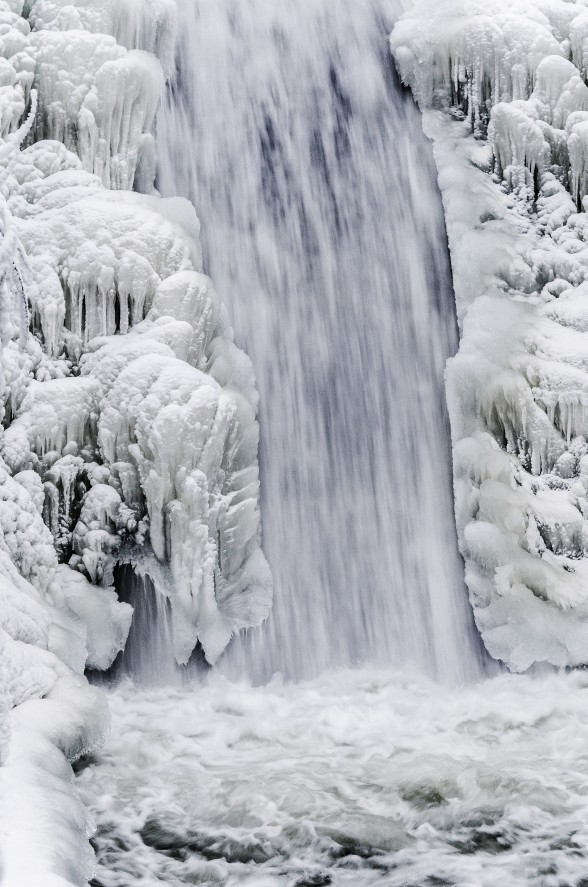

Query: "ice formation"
left=392, top=0, right=588, bottom=671
left=0, top=0, right=270, bottom=883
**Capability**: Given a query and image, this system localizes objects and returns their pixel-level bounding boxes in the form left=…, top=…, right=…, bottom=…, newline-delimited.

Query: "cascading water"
left=155, top=0, right=485, bottom=684
left=95, top=565, right=178, bottom=686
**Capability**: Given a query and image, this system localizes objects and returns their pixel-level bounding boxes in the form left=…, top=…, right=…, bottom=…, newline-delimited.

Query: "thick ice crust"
left=393, top=1, right=588, bottom=671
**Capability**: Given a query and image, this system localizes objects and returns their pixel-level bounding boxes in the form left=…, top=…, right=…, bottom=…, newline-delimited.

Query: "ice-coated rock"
left=27, top=0, right=177, bottom=76
left=0, top=0, right=270, bottom=883
left=0, top=0, right=270, bottom=669
left=392, top=0, right=588, bottom=672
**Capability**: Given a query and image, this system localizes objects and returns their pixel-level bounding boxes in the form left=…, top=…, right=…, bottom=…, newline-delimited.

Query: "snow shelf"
left=392, top=0, right=588, bottom=672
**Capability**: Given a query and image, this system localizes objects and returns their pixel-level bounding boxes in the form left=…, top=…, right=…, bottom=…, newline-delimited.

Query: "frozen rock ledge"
left=392, top=0, right=588, bottom=672
left=0, top=1, right=271, bottom=884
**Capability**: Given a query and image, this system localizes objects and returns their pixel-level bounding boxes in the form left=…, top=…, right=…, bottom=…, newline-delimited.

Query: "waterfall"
left=153, top=0, right=487, bottom=684
left=99, top=565, right=179, bottom=686
left=76, top=8, right=588, bottom=885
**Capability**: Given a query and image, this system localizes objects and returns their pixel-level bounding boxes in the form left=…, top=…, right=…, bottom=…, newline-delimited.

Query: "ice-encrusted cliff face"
left=392, top=0, right=588, bottom=672
left=0, top=1, right=270, bottom=882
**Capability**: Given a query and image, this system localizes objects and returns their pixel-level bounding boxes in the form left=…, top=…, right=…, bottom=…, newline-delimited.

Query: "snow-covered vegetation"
left=392, top=0, right=588, bottom=672
left=0, top=1, right=270, bottom=883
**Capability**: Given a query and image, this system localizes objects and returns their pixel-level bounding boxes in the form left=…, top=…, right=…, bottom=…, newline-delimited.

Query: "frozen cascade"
left=156, top=0, right=486, bottom=683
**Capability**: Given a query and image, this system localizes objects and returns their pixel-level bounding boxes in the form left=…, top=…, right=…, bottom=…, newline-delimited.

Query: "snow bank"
left=393, top=0, right=588, bottom=671
left=0, top=0, right=269, bottom=882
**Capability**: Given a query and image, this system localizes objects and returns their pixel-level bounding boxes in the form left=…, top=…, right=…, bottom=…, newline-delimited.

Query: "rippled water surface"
left=81, top=670, right=588, bottom=887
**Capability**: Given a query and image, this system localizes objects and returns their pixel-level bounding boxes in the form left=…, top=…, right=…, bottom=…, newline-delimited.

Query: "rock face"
left=393, top=0, right=588, bottom=672
left=0, top=1, right=270, bottom=883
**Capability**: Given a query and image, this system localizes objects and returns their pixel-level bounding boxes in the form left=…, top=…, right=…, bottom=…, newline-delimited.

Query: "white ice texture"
left=392, top=0, right=588, bottom=672
left=0, top=1, right=270, bottom=884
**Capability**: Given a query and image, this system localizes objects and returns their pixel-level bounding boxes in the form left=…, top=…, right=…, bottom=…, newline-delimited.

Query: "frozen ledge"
left=392, top=0, right=588, bottom=672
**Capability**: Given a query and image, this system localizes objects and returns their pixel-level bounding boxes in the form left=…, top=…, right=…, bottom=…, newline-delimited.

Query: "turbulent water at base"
left=81, top=670, right=588, bottom=887
left=155, top=0, right=484, bottom=684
